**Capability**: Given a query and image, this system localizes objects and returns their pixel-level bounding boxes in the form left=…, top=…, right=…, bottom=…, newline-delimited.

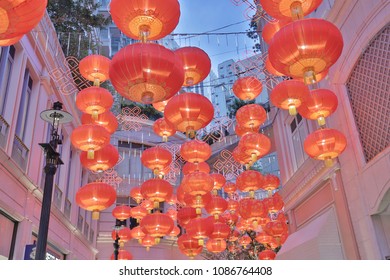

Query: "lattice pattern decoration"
left=97, top=169, right=123, bottom=188
left=197, top=116, right=234, bottom=144
left=158, top=143, right=185, bottom=185
left=116, top=106, right=149, bottom=132
left=213, top=149, right=244, bottom=181
left=346, top=24, right=390, bottom=162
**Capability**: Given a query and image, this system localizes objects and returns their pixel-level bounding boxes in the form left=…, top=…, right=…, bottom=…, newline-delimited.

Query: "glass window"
left=0, top=212, right=17, bottom=259
left=289, top=114, right=309, bottom=171
left=15, top=69, right=33, bottom=142
left=0, top=46, right=15, bottom=115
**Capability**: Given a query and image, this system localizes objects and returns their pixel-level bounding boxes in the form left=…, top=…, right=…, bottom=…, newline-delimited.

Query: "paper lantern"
left=76, top=87, right=113, bottom=119
left=79, top=54, right=111, bottom=86
left=204, top=196, right=228, bottom=219
left=210, top=173, right=226, bottom=195
left=258, top=249, right=277, bottom=260
left=298, top=88, right=338, bottom=126
left=264, top=220, right=288, bottom=238
left=210, top=222, right=230, bottom=240
left=166, top=208, right=177, bottom=221
left=186, top=217, right=214, bottom=245
left=262, top=19, right=291, bottom=44
left=109, top=0, right=180, bottom=41
left=175, top=46, right=211, bottom=86
left=140, top=178, right=173, bottom=208
left=80, top=144, right=119, bottom=172
left=227, top=199, right=239, bottom=213
left=265, top=56, right=285, bottom=76
left=0, top=0, right=47, bottom=45
left=239, top=235, right=252, bottom=248
left=270, top=80, right=310, bottom=115
left=232, top=145, right=253, bottom=167
left=261, top=174, right=280, bottom=193
left=206, top=238, right=227, bottom=253
left=256, top=232, right=274, bottom=245
left=177, top=234, right=203, bottom=258
left=152, top=96, right=174, bottom=113
left=140, top=212, right=174, bottom=243
left=109, top=43, right=184, bottom=104
left=264, top=192, right=285, bottom=214
left=223, top=182, right=237, bottom=196
left=112, top=205, right=132, bottom=221
left=141, top=146, right=172, bottom=175
left=164, top=92, right=214, bottom=138
left=81, top=111, right=118, bottom=134
left=111, top=249, right=133, bottom=260
left=238, top=198, right=267, bottom=227
left=177, top=207, right=197, bottom=227
left=130, top=187, right=143, bottom=204
left=268, top=18, right=344, bottom=84
left=130, top=205, right=148, bottom=222
left=183, top=192, right=212, bottom=215
left=236, top=170, right=264, bottom=198
left=76, top=182, right=116, bottom=220
left=236, top=104, right=267, bottom=129
left=153, top=118, right=176, bottom=142
left=168, top=225, right=181, bottom=237
left=131, top=226, right=146, bottom=241
left=235, top=123, right=258, bottom=137
left=71, top=124, right=111, bottom=159
left=238, top=132, right=272, bottom=162
left=141, top=235, right=155, bottom=251
left=222, top=212, right=239, bottom=228
left=182, top=161, right=210, bottom=175
left=259, top=0, right=323, bottom=20
left=181, top=171, right=214, bottom=197
left=180, top=140, right=211, bottom=164
left=0, top=34, right=22, bottom=46
left=112, top=227, right=132, bottom=247
left=304, top=128, right=347, bottom=167
left=232, top=76, right=263, bottom=101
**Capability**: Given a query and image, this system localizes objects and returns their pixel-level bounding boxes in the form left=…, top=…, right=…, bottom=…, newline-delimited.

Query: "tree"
left=246, top=19, right=261, bottom=53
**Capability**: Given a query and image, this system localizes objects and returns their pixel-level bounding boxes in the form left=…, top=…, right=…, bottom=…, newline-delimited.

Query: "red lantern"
left=236, top=104, right=267, bottom=129
left=79, top=54, right=111, bottom=86
left=164, top=92, right=214, bottom=138
left=304, top=128, right=347, bottom=167
left=222, top=212, right=239, bottom=228
left=177, top=206, right=197, bottom=227
left=223, top=182, right=237, bottom=196
left=109, top=0, right=180, bottom=41
left=141, top=178, right=173, bottom=208
left=232, top=145, right=253, bottom=167
left=206, top=238, right=227, bottom=253
left=131, top=226, right=146, bottom=241
left=186, top=217, right=214, bottom=245
left=175, top=46, right=211, bottom=86
left=111, top=249, right=133, bottom=260
left=76, top=87, right=113, bottom=119
left=227, top=199, right=239, bottom=213
left=71, top=124, right=111, bottom=159
left=141, top=146, right=172, bottom=175
left=141, top=199, right=154, bottom=212
left=166, top=193, right=177, bottom=205
left=109, top=43, right=184, bottom=104
left=181, top=171, right=214, bottom=197
left=166, top=208, right=177, bottom=221
left=177, top=234, right=203, bottom=258
left=112, top=227, right=132, bottom=247
left=210, top=173, right=226, bottom=195
left=270, top=80, right=310, bottom=115
left=239, top=235, right=252, bottom=248
left=228, top=230, right=240, bottom=242
left=264, top=192, right=285, bottom=214
left=141, top=235, right=155, bottom=251
left=259, top=0, right=323, bottom=20
left=153, top=118, right=176, bottom=142
left=140, top=212, right=174, bottom=243
left=210, top=222, right=230, bottom=240
left=264, top=220, right=288, bottom=238
left=236, top=170, right=264, bottom=198
left=238, top=132, right=272, bottom=163
left=112, top=205, right=132, bottom=221
left=258, top=249, right=277, bottom=260
left=183, top=192, right=212, bottom=215
left=168, top=225, right=181, bottom=237
left=180, top=139, right=211, bottom=164
left=233, top=76, right=263, bottom=101
left=204, top=196, right=228, bottom=219
left=0, top=34, right=22, bottom=46
left=262, top=20, right=291, bottom=44
left=235, top=123, right=258, bottom=137
left=76, top=182, right=116, bottom=220
left=152, top=96, right=174, bottom=113
left=81, top=111, right=118, bottom=134
left=261, top=174, right=280, bottom=193
left=268, top=18, right=344, bottom=84
left=130, top=187, right=143, bottom=204
left=0, top=0, right=47, bottom=45
left=265, top=56, right=285, bottom=76
left=182, top=161, right=210, bottom=175
left=130, top=205, right=148, bottom=222
left=298, top=88, right=338, bottom=126
left=238, top=198, right=267, bottom=227
left=256, top=232, right=274, bottom=245
left=80, top=144, right=119, bottom=172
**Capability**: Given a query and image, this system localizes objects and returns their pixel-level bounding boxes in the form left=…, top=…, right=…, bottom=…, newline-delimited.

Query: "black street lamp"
left=35, top=101, right=72, bottom=260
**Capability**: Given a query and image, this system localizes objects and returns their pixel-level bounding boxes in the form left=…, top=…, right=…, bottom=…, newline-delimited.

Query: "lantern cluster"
left=261, top=0, right=347, bottom=166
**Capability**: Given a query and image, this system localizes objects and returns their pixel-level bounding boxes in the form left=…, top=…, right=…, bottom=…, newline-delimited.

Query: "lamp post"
left=35, top=101, right=72, bottom=260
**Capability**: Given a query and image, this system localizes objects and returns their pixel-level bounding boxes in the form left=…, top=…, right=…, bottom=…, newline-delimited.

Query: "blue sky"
left=173, top=0, right=257, bottom=73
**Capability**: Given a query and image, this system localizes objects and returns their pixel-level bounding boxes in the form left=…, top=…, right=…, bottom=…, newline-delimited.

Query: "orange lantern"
left=130, top=187, right=143, bottom=204
left=177, top=206, right=197, bottom=227
left=109, top=0, right=180, bottom=41
left=0, top=0, right=47, bottom=45
left=76, top=87, right=113, bottom=119
left=79, top=54, right=111, bottom=86
left=177, top=234, right=203, bottom=259
left=259, top=0, right=323, bottom=20
left=270, top=80, right=310, bottom=115
left=112, top=227, right=132, bottom=247
left=182, top=161, right=210, bottom=175
left=236, top=170, right=264, bottom=198
left=304, top=128, right=347, bottom=167
left=238, top=132, right=271, bottom=163
left=223, top=182, right=237, bottom=196
left=186, top=217, right=214, bottom=245
left=111, top=249, right=133, bottom=260
left=166, top=208, right=177, bottom=221
left=210, top=222, right=230, bottom=240
left=80, top=144, right=119, bottom=172
left=130, top=205, right=148, bottom=222
left=264, top=192, right=285, bottom=214
left=141, top=235, right=155, bottom=251
left=265, top=56, right=285, bottom=76
left=75, top=182, right=116, bottom=220
left=298, top=88, right=338, bottom=126
left=81, top=111, right=118, bottom=134
left=166, top=193, right=177, bottom=205
left=112, top=205, right=132, bottom=221
left=141, top=146, right=172, bottom=175
left=181, top=171, right=214, bottom=197
left=238, top=198, right=267, bottom=227
left=164, top=92, right=214, bottom=138
left=206, top=238, right=227, bottom=253
left=141, top=178, right=173, bottom=208
left=236, top=104, right=267, bottom=129
left=183, top=192, right=212, bottom=215
left=260, top=174, right=280, bottom=193
left=235, top=123, right=258, bottom=137
left=227, top=199, right=239, bottom=213
left=222, top=212, right=239, bottom=228
left=204, top=196, right=228, bottom=220
left=152, top=96, right=174, bottom=113
left=268, top=18, right=344, bottom=84
left=256, top=231, right=274, bottom=245
left=140, top=212, right=174, bottom=243
left=168, top=225, right=181, bottom=237
left=180, top=139, right=211, bottom=164
left=153, top=118, right=176, bottom=142
left=175, top=46, right=211, bottom=86
left=262, top=20, right=291, bottom=44
left=236, top=218, right=251, bottom=233
left=232, top=145, right=253, bottom=168
left=264, top=220, right=288, bottom=238
left=0, top=34, right=22, bottom=46
left=232, top=76, right=263, bottom=101
left=239, top=235, right=252, bottom=248
left=141, top=199, right=154, bottom=212
left=258, top=249, right=277, bottom=260
left=131, top=226, right=146, bottom=242
left=109, top=43, right=184, bottom=104
left=210, top=173, right=226, bottom=195
left=71, top=124, right=111, bottom=159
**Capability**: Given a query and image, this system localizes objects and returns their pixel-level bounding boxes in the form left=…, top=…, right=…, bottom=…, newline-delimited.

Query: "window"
left=15, top=69, right=33, bottom=142
left=289, top=114, right=309, bottom=171
left=0, top=211, right=17, bottom=260
left=0, top=45, right=15, bottom=116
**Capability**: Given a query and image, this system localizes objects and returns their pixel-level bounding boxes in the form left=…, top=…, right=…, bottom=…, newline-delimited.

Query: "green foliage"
left=246, top=19, right=262, bottom=53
